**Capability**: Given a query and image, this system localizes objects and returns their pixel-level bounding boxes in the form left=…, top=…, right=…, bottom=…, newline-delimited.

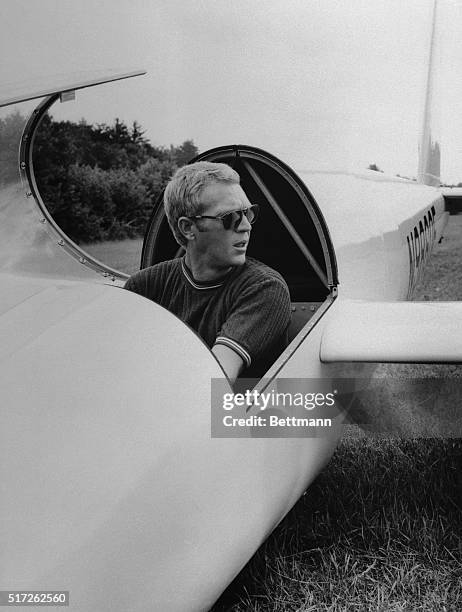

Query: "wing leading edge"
left=0, top=68, right=146, bottom=108
left=320, top=300, right=462, bottom=363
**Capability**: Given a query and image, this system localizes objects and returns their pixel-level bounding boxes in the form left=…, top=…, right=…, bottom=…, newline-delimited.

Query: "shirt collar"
left=181, top=258, right=233, bottom=290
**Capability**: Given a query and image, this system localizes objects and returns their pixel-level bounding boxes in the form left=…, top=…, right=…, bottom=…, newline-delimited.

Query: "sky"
left=2, top=0, right=462, bottom=183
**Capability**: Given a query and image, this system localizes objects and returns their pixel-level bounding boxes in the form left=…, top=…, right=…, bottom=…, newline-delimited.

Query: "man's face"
left=193, top=181, right=253, bottom=270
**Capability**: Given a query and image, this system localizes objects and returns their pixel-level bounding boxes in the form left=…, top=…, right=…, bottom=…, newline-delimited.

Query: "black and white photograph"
left=1, top=1, right=461, bottom=610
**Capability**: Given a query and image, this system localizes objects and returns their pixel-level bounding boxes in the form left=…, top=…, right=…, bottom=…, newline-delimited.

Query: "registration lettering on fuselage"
left=406, top=205, right=436, bottom=299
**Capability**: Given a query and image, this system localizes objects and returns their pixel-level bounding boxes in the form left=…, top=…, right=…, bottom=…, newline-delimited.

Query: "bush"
left=31, top=114, right=197, bottom=243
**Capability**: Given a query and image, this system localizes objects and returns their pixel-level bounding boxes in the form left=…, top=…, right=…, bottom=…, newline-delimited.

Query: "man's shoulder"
left=125, top=258, right=182, bottom=295
left=128, top=258, right=181, bottom=282
left=237, top=258, right=289, bottom=290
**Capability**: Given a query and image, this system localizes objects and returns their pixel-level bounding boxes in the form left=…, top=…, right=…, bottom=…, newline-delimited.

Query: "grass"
left=212, top=439, right=462, bottom=611
left=82, top=215, right=462, bottom=611
left=413, top=214, right=462, bottom=301
left=81, top=237, right=142, bottom=275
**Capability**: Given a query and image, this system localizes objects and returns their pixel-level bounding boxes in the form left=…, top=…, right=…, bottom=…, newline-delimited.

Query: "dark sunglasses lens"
left=246, top=206, right=257, bottom=223
left=221, top=212, right=235, bottom=230
left=222, top=206, right=259, bottom=229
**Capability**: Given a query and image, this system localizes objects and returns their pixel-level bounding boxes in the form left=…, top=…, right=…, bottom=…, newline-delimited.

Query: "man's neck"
left=184, top=252, right=233, bottom=282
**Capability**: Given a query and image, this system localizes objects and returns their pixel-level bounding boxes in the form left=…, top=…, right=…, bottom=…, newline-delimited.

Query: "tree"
left=368, top=163, right=383, bottom=173
left=170, top=139, right=199, bottom=166
left=30, top=114, right=194, bottom=242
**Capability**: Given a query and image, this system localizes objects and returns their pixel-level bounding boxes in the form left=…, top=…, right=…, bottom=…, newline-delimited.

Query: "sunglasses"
left=189, top=204, right=259, bottom=230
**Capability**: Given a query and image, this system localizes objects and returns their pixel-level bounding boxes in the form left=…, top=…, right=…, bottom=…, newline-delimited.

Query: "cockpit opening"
left=141, top=145, right=338, bottom=343
left=21, top=84, right=338, bottom=376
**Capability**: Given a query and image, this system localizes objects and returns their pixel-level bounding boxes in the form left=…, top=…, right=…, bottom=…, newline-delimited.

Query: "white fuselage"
left=0, top=166, right=447, bottom=610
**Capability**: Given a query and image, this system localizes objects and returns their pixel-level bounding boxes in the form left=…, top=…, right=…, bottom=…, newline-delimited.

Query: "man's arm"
left=212, top=344, right=245, bottom=385
left=215, top=272, right=291, bottom=380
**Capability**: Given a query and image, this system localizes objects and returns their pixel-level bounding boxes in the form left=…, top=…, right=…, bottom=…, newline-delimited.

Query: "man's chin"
left=230, top=252, right=247, bottom=266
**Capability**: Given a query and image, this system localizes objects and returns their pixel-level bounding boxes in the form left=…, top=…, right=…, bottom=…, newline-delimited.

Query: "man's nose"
left=236, top=212, right=252, bottom=231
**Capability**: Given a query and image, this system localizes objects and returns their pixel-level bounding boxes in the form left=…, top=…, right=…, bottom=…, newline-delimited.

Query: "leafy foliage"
left=32, top=113, right=198, bottom=243
left=367, top=163, right=383, bottom=173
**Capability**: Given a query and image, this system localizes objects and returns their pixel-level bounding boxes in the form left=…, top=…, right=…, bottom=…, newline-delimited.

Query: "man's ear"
left=177, top=217, right=196, bottom=242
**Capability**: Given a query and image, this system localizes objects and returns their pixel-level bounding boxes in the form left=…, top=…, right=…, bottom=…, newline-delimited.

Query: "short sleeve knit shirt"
left=124, top=257, right=291, bottom=378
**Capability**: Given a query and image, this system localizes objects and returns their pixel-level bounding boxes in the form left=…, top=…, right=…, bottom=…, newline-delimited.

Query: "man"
left=125, top=161, right=291, bottom=383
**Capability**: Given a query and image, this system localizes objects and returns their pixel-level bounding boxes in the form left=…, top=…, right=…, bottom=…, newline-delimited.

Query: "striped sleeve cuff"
left=214, top=336, right=251, bottom=368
